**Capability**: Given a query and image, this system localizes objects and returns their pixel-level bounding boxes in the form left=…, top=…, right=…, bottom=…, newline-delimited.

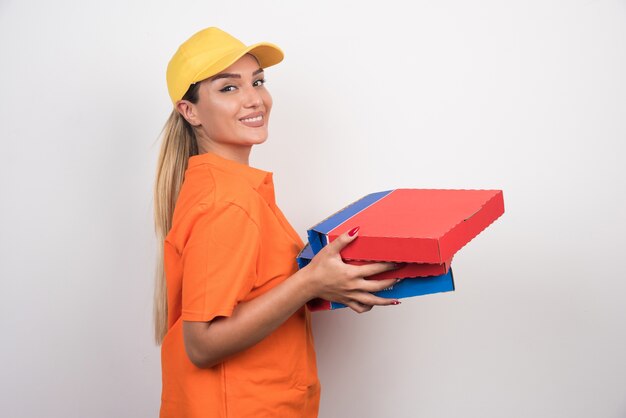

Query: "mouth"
left=239, top=112, right=265, bottom=128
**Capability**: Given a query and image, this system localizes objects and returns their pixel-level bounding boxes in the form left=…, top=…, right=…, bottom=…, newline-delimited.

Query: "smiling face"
left=176, top=54, right=273, bottom=163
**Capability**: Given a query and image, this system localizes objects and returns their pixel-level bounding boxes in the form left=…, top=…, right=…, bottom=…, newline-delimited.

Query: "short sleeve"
left=181, top=203, right=260, bottom=322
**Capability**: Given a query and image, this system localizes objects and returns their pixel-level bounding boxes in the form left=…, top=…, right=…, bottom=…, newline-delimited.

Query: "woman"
left=154, top=27, right=401, bottom=418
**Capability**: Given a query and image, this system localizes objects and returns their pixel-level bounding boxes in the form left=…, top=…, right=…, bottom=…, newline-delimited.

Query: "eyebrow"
left=210, top=68, right=264, bottom=82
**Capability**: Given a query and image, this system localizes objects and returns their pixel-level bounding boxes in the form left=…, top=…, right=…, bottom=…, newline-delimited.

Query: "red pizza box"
left=338, top=258, right=450, bottom=280
left=307, top=189, right=504, bottom=263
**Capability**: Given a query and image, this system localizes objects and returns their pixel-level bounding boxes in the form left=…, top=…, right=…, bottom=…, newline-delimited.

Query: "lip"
left=239, top=111, right=265, bottom=128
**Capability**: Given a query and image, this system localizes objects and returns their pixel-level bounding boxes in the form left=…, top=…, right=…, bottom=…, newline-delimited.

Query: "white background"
left=1, top=1, right=625, bottom=417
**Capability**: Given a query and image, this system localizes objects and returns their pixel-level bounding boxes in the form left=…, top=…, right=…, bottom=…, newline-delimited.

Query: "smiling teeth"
left=242, top=115, right=262, bottom=122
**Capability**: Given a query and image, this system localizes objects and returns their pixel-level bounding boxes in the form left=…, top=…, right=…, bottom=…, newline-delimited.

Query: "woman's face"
left=179, top=54, right=273, bottom=157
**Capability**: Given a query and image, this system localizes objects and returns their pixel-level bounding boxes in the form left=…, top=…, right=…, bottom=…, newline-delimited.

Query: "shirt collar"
left=188, top=151, right=273, bottom=192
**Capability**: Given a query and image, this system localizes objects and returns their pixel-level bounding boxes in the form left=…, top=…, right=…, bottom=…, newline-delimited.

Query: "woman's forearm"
left=183, top=230, right=399, bottom=369
left=183, top=267, right=315, bottom=368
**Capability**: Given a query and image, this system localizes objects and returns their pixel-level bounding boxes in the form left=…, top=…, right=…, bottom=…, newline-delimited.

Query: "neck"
left=197, top=142, right=252, bottom=165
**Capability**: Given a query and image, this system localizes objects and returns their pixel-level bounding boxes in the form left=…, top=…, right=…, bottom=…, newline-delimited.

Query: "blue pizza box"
left=297, top=244, right=455, bottom=311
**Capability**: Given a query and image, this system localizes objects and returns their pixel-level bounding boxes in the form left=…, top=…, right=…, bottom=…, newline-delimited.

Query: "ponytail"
left=153, top=84, right=200, bottom=344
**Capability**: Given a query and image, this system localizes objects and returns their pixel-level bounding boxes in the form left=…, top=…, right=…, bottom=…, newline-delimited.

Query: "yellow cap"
left=166, top=27, right=284, bottom=104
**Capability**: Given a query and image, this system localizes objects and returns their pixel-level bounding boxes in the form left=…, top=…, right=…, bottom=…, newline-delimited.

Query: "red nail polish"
left=348, top=226, right=360, bottom=237
left=391, top=300, right=401, bottom=305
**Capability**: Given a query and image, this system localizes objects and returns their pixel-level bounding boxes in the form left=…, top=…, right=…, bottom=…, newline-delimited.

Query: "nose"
left=243, top=85, right=263, bottom=108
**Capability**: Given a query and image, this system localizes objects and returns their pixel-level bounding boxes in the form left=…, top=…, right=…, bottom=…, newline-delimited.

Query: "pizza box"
left=297, top=244, right=455, bottom=311
left=307, top=189, right=504, bottom=264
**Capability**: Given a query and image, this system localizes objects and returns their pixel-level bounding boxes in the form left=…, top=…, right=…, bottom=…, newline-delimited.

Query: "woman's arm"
left=183, top=228, right=400, bottom=368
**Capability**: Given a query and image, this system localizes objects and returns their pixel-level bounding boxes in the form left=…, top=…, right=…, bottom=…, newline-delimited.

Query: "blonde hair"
left=153, top=85, right=200, bottom=344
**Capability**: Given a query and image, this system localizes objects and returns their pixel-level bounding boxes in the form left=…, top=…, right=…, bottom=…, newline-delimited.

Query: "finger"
left=346, top=301, right=372, bottom=314
left=357, top=277, right=399, bottom=293
left=352, top=261, right=398, bottom=278
left=346, top=301, right=363, bottom=313
left=325, top=226, right=361, bottom=255
left=352, top=292, right=400, bottom=307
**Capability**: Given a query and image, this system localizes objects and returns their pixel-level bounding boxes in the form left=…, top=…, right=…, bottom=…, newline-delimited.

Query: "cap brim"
left=193, top=42, right=284, bottom=85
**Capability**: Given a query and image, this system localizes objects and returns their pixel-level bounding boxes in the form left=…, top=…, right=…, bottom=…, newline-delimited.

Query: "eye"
left=253, top=78, right=266, bottom=87
left=219, top=85, right=237, bottom=93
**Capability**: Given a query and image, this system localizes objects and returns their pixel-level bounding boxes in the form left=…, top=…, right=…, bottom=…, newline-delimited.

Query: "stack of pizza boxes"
left=297, top=189, right=505, bottom=311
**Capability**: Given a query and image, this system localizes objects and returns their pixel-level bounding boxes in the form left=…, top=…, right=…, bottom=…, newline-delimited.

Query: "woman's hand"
left=302, top=227, right=401, bottom=313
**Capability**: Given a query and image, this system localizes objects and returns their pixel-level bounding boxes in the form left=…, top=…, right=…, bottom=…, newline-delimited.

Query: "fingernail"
left=348, top=226, right=360, bottom=237
left=391, top=300, right=401, bottom=305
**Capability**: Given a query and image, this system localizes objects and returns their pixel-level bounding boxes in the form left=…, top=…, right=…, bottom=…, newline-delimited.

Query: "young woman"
left=154, top=27, right=401, bottom=418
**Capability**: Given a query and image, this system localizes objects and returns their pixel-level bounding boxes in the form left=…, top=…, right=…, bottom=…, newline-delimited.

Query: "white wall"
left=1, top=1, right=625, bottom=417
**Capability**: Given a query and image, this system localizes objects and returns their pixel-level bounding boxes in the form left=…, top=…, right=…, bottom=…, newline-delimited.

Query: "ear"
left=176, top=100, right=202, bottom=127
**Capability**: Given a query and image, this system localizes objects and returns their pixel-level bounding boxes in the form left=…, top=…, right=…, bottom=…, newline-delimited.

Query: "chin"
left=226, top=129, right=269, bottom=147
left=246, top=134, right=269, bottom=145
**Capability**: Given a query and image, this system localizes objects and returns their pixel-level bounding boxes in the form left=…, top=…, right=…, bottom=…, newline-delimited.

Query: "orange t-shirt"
left=159, top=152, right=320, bottom=418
